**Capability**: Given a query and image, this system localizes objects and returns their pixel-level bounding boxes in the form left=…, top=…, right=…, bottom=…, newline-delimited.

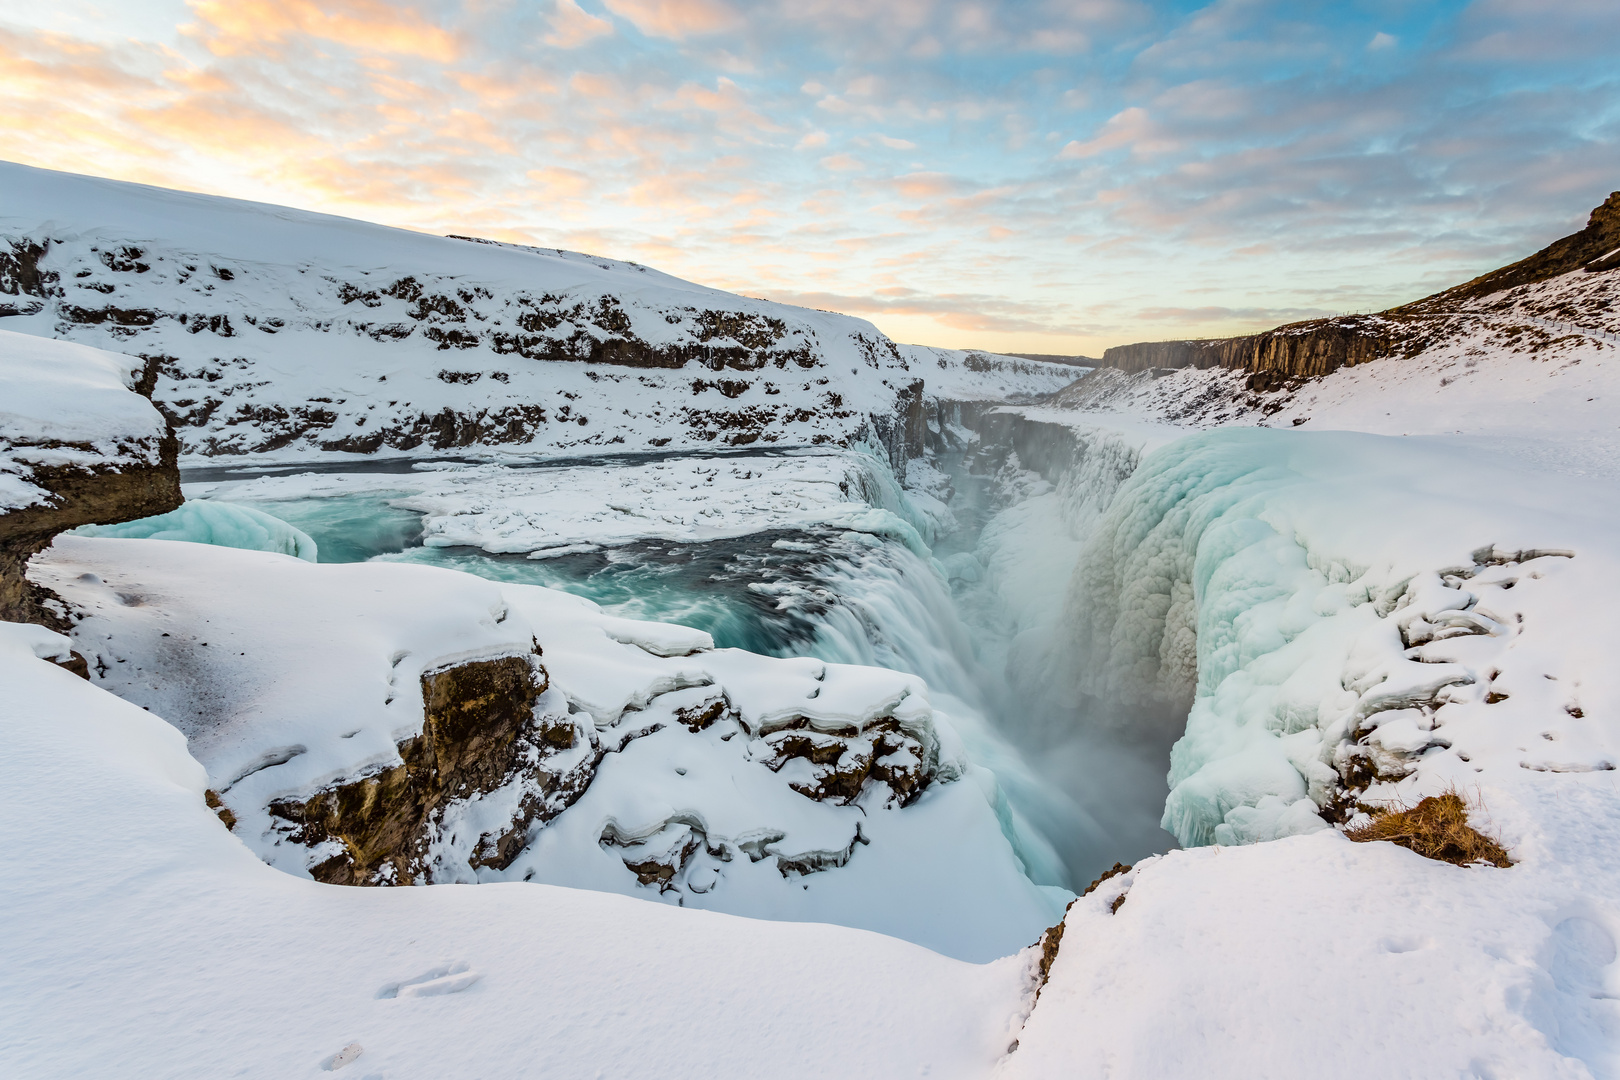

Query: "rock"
left=1095, top=190, right=1620, bottom=384
left=0, top=331, right=181, bottom=626
left=269, top=652, right=558, bottom=885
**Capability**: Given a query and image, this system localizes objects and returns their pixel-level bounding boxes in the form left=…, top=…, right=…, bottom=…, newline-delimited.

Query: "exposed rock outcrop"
left=1099, top=314, right=1411, bottom=380
left=268, top=651, right=563, bottom=885
left=0, top=442, right=181, bottom=626
left=0, top=331, right=181, bottom=626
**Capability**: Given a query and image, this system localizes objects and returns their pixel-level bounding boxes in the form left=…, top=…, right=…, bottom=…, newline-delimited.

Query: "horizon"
left=2, top=1, right=1616, bottom=355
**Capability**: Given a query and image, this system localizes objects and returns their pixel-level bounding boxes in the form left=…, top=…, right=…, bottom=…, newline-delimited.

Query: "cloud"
left=1058, top=107, right=1179, bottom=159
left=0, top=0, right=1613, bottom=355
left=601, top=0, right=742, bottom=40
left=186, top=0, right=460, bottom=61
left=544, top=0, right=615, bottom=49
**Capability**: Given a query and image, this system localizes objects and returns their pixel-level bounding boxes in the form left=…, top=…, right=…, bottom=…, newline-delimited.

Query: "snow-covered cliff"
left=0, top=162, right=1076, bottom=467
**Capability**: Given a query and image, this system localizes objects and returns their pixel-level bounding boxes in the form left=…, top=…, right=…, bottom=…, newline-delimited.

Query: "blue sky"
left=2, top=0, right=1617, bottom=353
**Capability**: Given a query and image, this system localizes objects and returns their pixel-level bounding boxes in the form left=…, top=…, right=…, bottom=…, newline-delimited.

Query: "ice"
left=75, top=500, right=319, bottom=561
left=1054, top=426, right=1620, bottom=850
left=183, top=448, right=938, bottom=560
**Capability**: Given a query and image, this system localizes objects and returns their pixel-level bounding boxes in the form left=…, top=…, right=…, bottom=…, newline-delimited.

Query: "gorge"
left=4, top=165, right=1620, bottom=1079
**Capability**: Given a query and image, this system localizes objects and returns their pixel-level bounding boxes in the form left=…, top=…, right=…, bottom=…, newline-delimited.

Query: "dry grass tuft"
left=1345, top=792, right=1511, bottom=867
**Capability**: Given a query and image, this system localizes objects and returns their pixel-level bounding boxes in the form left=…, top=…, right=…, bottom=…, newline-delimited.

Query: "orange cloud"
left=187, top=0, right=460, bottom=61
left=527, top=165, right=593, bottom=198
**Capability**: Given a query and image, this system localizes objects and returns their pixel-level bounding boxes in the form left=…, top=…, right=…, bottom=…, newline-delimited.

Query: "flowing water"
left=194, top=448, right=1178, bottom=892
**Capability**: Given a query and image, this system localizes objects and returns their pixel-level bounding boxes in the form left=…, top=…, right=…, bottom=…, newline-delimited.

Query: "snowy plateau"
left=2, top=161, right=1620, bottom=1080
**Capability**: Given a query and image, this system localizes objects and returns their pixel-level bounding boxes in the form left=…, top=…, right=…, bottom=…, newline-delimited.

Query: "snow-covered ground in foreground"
left=32, top=535, right=1066, bottom=963
left=0, top=161, right=1077, bottom=464
left=0, top=619, right=1034, bottom=1078
left=0, top=327, right=168, bottom=510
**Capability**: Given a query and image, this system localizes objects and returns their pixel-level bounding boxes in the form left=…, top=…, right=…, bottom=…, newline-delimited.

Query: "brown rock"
left=269, top=652, right=556, bottom=885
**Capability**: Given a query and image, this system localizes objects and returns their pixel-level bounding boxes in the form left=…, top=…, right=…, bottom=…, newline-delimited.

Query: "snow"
left=1004, top=816, right=1620, bottom=1079
left=7, top=163, right=1620, bottom=1075
left=972, top=265, right=1620, bottom=1076
left=74, top=499, right=319, bottom=560
left=33, top=534, right=1067, bottom=962
left=0, top=620, right=1038, bottom=1079
left=0, top=160, right=1079, bottom=467
left=0, top=327, right=168, bottom=509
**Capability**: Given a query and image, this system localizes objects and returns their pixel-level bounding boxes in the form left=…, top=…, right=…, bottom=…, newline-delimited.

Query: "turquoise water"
left=227, top=494, right=424, bottom=564
left=378, top=532, right=842, bottom=657
left=194, top=453, right=1160, bottom=891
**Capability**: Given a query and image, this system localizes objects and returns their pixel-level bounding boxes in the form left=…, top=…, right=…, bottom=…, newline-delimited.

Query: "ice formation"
left=75, top=500, right=318, bottom=561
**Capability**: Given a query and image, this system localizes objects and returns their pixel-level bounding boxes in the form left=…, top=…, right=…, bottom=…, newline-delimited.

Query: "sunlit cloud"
left=544, top=0, right=615, bottom=49
left=186, top=0, right=460, bottom=61
left=601, top=0, right=742, bottom=41
left=0, top=0, right=1614, bottom=356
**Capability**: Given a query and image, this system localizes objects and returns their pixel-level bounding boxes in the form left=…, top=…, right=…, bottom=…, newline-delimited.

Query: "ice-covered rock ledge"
left=1005, top=426, right=1620, bottom=1077
left=0, top=328, right=179, bottom=624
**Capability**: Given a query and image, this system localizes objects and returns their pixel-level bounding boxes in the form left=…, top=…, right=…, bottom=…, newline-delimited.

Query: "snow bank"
left=0, top=327, right=167, bottom=510
left=34, top=535, right=1066, bottom=961
left=0, top=618, right=1036, bottom=1078
left=75, top=500, right=318, bottom=560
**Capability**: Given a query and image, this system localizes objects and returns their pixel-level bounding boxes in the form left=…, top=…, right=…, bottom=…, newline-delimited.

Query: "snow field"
left=0, top=161, right=1079, bottom=466
left=0, top=620, right=1037, bottom=1079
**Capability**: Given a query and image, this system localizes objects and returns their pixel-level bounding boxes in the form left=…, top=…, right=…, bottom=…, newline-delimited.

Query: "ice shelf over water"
left=75, top=500, right=319, bottom=561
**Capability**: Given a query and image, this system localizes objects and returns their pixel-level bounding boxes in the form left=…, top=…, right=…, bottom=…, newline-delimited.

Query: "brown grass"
left=1345, top=792, right=1511, bottom=867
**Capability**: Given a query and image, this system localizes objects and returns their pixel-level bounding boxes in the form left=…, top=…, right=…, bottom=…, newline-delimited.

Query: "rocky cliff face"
left=1098, top=189, right=1620, bottom=384
left=0, top=443, right=180, bottom=626
left=1098, top=314, right=1411, bottom=381
left=268, top=650, right=573, bottom=885
left=0, top=331, right=181, bottom=626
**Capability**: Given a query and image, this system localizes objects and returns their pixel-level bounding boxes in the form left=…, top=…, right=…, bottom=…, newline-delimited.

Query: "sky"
left=2, top=1, right=1617, bottom=356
